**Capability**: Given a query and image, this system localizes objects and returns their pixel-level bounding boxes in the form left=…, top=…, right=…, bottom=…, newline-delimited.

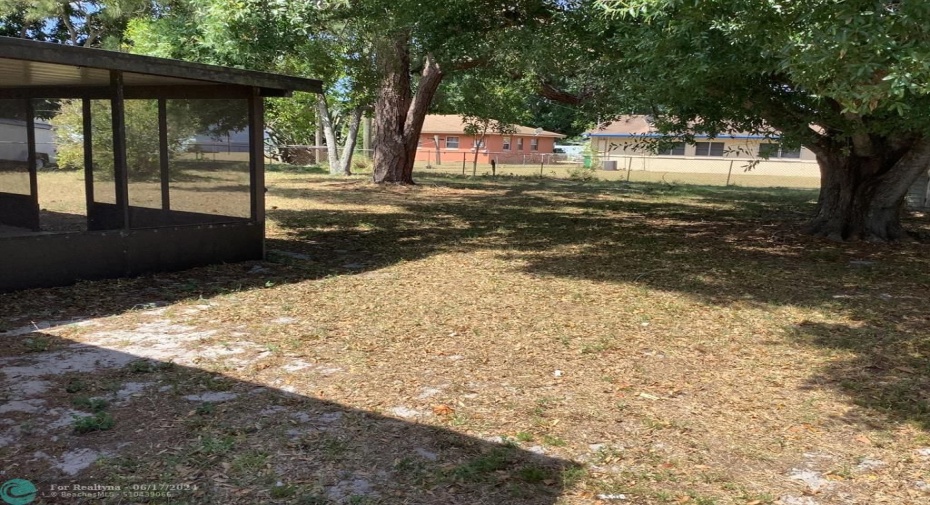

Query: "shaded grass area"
left=2, top=172, right=930, bottom=504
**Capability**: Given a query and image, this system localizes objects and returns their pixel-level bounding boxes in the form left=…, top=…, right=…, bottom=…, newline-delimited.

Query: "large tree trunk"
left=805, top=137, right=930, bottom=241
left=372, top=33, right=444, bottom=184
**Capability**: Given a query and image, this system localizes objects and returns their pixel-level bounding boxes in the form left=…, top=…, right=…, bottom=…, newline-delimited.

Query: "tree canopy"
left=0, top=0, right=161, bottom=46
left=526, top=0, right=930, bottom=240
left=586, top=0, right=930, bottom=141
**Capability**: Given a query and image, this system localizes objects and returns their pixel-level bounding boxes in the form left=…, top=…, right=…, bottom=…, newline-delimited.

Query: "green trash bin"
left=583, top=155, right=592, bottom=168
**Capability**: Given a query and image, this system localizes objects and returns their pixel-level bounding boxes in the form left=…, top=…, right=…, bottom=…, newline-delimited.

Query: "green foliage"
left=65, top=379, right=87, bottom=394
left=266, top=92, right=319, bottom=148
left=73, top=411, right=115, bottom=433
left=525, top=97, right=590, bottom=139
left=194, top=402, right=215, bottom=416
left=451, top=448, right=513, bottom=482
left=198, top=435, right=236, bottom=455
left=587, top=0, right=930, bottom=141
left=516, top=465, right=549, bottom=483
left=54, top=99, right=219, bottom=180
left=0, top=0, right=157, bottom=47
left=269, top=484, right=296, bottom=499
left=22, top=336, right=51, bottom=352
left=72, top=396, right=110, bottom=412
left=125, top=0, right=376, bottom=155
left=125, top=359, right=155, bottom=373
left=567, top=163, right=598, bottom=182
left=434, top=70, right=531, bottom=128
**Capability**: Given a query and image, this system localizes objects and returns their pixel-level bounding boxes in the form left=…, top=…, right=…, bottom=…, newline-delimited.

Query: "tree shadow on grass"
left=0, top=330, right=576, bottom=504
left=788, top=317, right=930, bottom=430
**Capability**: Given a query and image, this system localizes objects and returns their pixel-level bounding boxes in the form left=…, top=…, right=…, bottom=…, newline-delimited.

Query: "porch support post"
left=158, top=98, right=170, bottom=211
left=110, top=70, right=130, bottom=229
left=248, top=89, right=266, bottom=257
left=82, top=98, right=95, bottom=226
left=23, top=98, right=40, bottom=231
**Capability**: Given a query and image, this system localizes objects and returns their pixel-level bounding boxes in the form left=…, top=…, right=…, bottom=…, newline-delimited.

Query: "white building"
left=0, top=118, right=55, bottom=167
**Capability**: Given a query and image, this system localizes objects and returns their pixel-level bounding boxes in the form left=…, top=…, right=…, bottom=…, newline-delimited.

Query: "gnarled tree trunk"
left=372, top=33, right=444, bottom=184
left=805, top=137, right=930, bottom=241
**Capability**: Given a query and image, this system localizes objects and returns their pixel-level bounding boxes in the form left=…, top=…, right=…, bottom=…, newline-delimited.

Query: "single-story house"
left=585, top=115, right=820, bottom=179
left=0, top=36, right=321, bottom=292
left=416, top=114, right=564, bottom=165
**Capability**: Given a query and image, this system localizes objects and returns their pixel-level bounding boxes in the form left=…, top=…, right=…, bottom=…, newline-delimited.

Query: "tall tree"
left=125, top=0, right=375, bottom=175
left=0, top=0, right=156, bottom=46
left=556, top=0, right=930, bottom=241
left=324, top=0, right=558, bottom=184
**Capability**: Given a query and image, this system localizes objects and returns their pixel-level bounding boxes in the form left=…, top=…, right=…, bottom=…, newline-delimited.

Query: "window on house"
left=517, top=138, right=524, bottom=151
left=759, top=143, right=801, bottom=159
left=758, top=143, right=779, bottom=158
left=780, top=146, right=801, bottom=158
left=502, top=136, right=511, bottom=151
left=658, top=142, right=686, bottom=156
left=694, top=142, right=725, bottom=156
left=473, top=139, right=485, bottom=149
left=530, top=138, right=539, bottom=151
left=445, top=136, right=459, bottom=149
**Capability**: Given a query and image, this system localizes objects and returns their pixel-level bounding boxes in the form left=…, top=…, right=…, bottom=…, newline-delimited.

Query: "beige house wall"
left=592, top=136, right=820, bottom=178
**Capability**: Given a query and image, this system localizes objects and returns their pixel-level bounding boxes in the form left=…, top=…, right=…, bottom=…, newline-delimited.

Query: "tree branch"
left=537, top=81, right=587, bottom=105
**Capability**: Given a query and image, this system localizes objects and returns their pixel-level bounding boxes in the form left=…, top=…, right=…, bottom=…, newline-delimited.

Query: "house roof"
left=0, top=37, right=322, bottom=97
left=422, top=115, right=564, bottom=138
left=586, top=115, right=773, bottom=140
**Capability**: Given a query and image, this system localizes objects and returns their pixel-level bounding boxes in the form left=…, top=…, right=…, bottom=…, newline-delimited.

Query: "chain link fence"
left=409, top=149, right=821, bottom=189
left=267, top=147, right=822, bottom=189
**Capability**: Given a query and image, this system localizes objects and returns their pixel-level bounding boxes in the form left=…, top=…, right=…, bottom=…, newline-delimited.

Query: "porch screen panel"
left=126, top=99, right=164, bottom=216
left=36, top=99, right=86, bottom=233
left=0, top=99, right=30, bottom=195
left=90, top=99, right=117, bottom=205
left=166, top=99, right=251, bottom=222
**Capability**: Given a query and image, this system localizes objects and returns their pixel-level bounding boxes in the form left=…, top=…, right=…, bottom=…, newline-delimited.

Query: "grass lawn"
left=1, top=170, right=929, bottom=504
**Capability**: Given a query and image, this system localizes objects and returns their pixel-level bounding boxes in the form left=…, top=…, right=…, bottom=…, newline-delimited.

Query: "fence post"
left=462, top=152, right=466, bottom=175
left=726, top=159, right=734, bottom=186
left=626, top=157, right=632, bottom=182
left=540, top=156, right=544, bottom=176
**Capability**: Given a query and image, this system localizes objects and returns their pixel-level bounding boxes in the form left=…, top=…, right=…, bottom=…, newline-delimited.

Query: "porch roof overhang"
left=0, top=37, right=322, bottom=99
